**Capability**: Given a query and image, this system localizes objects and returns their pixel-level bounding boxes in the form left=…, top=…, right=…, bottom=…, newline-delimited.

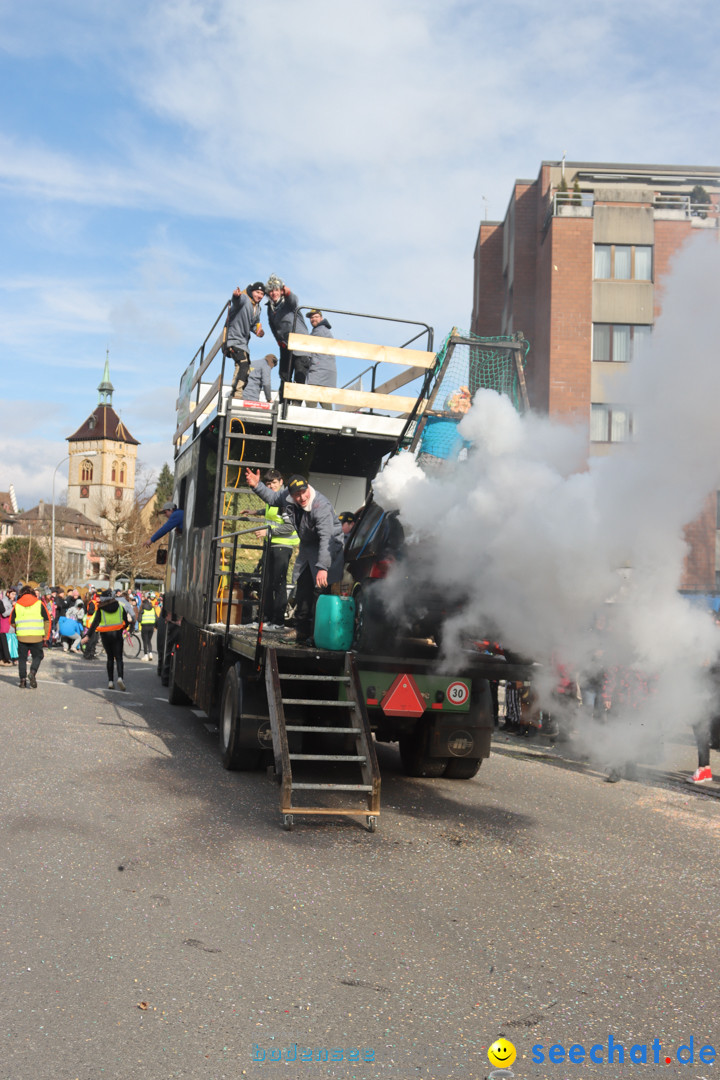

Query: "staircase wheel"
left=366, top=815, right=377, bottom=833
left=283, top=814, right=294, bottom=831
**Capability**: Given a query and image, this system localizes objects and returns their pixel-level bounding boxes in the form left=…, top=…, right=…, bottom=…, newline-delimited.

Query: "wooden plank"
left=372, top=365, right=427, bottom=396
left=173, top=374, right=222, bottom=443
left=282, top=383, right=427, bottom=414
left=287, top=333, right=435, bottom=369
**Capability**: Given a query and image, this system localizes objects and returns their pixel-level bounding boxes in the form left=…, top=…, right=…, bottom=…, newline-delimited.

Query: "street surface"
left=1, top=650, right=719, bottom=1080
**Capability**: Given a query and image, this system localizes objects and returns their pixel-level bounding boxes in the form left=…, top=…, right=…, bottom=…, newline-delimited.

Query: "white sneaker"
left=147, top=653, right=153, bottom=661
left=265, top=623, right=283, bottom=631
left=108, top=680, right=114, bottom=690
left=246, top=621, right=259, bottom=629
left=117, top=678, right=126, bottom=692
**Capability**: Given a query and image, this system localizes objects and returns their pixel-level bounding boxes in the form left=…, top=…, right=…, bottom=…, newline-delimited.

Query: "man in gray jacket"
left=243, top=353, right=277, bottom=403
left=265, top=276, right=310, bottom=389
left=307, top=309, right=337, bottom=408
left=225, top=282, right=266, bottom=396
left=245, top=469, right=344, bottom=645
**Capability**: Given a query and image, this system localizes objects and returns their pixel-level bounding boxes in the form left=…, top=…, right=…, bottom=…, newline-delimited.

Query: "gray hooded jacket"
left=307, top=319, right=337, bottom=388
left=226, top=291, right=263, bottom=350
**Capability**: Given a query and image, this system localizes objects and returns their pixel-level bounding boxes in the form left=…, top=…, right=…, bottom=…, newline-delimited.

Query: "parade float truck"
left=159, top=300, right=531, bottom=829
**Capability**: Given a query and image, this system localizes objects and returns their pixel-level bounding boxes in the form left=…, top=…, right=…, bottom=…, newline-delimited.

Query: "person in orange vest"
left=82, top=588, right=131, bottom=691
left=11, top=585, right=50, bottom=688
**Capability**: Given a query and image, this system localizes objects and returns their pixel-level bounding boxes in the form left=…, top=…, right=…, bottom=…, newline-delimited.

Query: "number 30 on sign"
left=446, top=681, right=469, bottom=706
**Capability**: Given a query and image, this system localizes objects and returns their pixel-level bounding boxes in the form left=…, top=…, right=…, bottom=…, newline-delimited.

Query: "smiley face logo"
left=487, top=1038, right=516, bottom=1068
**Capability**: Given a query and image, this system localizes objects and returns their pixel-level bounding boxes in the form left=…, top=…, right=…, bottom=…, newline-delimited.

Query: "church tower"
left=66, top=353, right=140, bottom=523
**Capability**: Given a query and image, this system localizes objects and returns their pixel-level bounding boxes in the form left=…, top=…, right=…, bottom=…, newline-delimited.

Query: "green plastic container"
left=313, top=594, right=356, bottom=651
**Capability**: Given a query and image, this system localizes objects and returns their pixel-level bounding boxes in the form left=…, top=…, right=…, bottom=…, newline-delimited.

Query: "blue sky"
left=1, top=0, right=718, bottom=507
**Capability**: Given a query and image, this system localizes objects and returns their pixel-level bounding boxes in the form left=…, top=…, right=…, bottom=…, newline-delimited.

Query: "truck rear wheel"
left=168, top=651, right=192, bottom=706
left=219, top=664, right=262, bottom=771
left=398, top=721, right=448, bottom=778
left=443, top=757, right=482, bottom=779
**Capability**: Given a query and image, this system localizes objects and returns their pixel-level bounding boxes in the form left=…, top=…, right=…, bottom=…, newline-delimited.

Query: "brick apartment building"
left=471, top=160, right=720, bottom=589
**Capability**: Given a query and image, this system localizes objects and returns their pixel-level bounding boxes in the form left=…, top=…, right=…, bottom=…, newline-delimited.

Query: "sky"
left=1, top=0, right=719, bottom=508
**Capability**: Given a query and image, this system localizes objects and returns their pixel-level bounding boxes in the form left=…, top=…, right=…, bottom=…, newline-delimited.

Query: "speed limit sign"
left=446, top=681, right=469, bottom=706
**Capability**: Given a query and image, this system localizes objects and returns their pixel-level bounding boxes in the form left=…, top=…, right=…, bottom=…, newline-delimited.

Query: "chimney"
left=38, top=500, right=44, bottom=518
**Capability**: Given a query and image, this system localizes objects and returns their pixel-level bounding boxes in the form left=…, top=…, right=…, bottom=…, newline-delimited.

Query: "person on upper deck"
left=265, top=276, right=310, bottom=389
left=306, top=308, right=336, bottom=408
left=245, top=469, right=343, bottom=646
left=225, top=282, right=266, bottom=397
left=243, top=353, right=277, bottom=403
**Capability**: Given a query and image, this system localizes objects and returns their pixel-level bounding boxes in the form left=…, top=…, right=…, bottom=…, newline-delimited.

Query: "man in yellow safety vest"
left=249, top=469, right=299, bottom=631
left=11, top=585, right=50, bottom=688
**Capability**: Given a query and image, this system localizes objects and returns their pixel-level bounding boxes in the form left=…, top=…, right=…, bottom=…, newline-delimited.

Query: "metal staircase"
left=211, top=401, right=279, bottom=627
left=265, top=648, right=381, bottom=830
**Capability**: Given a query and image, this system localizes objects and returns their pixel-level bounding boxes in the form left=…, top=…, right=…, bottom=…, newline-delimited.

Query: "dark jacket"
left=254, top=481, right=344, bottom=584
left=266, top=290, right=309, bottom=345
left=88, top=598, right=131, bottom=635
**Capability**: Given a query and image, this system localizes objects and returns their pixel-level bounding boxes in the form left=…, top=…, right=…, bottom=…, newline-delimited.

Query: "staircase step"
left=289, top=754, right=367, bottom=763
left=279, top=674, right=350, bottom=682
left=285, top=726, right=361, bottom=734
left=281, top=698, right=355, bottom=707
left=291, top=783, right=374, bottom=792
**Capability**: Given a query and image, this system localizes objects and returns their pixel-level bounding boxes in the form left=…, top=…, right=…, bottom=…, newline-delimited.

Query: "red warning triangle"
left=380, top=672, right=426, bottom=718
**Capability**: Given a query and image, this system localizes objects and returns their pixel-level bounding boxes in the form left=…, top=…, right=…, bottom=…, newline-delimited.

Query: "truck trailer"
left=159, top=301, right=531, bottom=829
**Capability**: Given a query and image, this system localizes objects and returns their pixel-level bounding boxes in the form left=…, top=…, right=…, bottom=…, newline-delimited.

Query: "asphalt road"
left=1, top=650, right=719, bottom=1080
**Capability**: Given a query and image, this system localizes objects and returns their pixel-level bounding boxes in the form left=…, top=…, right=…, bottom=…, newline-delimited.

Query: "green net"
left=415, top=330, right=529, bottom=468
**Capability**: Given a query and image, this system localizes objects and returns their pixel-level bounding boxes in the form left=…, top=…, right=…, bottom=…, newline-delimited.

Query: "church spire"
left=97, top=349, right=115, bottom=406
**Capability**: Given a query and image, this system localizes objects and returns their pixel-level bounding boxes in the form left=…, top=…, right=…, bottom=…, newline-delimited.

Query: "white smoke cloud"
left=374, top=235, right=720, bottom=769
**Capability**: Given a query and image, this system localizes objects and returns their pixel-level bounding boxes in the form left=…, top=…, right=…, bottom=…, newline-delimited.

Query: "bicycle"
left=122, top=626, right=142, bottom=659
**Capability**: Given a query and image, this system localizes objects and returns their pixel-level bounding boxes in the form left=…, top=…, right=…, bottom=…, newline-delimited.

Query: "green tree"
left=0, top=538, right=49, bottom=587
left=154, top=463, right=174, bottom=509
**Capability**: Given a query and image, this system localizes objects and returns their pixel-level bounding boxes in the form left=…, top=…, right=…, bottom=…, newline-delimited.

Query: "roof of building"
left=67, top=405, right=139, bottom=445
left=14, top=504, right=105, bottom=539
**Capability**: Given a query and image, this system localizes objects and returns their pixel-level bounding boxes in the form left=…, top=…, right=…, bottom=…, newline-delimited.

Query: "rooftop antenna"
left=561, top=152, right=566, bottom=181
left=482, top=195, right=488, bottom=220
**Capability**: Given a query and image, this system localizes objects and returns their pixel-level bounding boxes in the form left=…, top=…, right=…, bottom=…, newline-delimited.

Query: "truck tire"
left=443, top=757, right=482, bottom=779
left=398, top=721, right=448, bottom=778
left=168, top=651, right=192, bottom=706
left=219, top=664, right=262, bottom=771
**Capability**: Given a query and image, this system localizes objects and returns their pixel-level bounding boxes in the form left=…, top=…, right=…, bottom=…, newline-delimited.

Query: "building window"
left=119, top=461, right=126, bottom=484
left=80, top=459, right=94, bottom=483
left=593, top=244, right=653, bottom=281
left=111, top=460, right=118, bottom=482
left=591, top=404, right=635, bottom=443
left=592, top=324, right=651, bottom=363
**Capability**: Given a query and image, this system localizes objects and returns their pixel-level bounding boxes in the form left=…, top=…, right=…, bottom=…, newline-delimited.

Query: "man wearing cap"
left=225, top=282, right=266, bottom=397
left=146, top=502, right=184, bottom=547
left=265, top=276, right=310, bottom=389
left=306, top=309, right=337, bottom=407
left=245, top=468, right=343, bottom=645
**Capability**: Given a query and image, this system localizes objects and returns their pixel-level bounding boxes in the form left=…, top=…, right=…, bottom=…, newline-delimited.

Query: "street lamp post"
left=52, top=451, right=97, bottom=586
